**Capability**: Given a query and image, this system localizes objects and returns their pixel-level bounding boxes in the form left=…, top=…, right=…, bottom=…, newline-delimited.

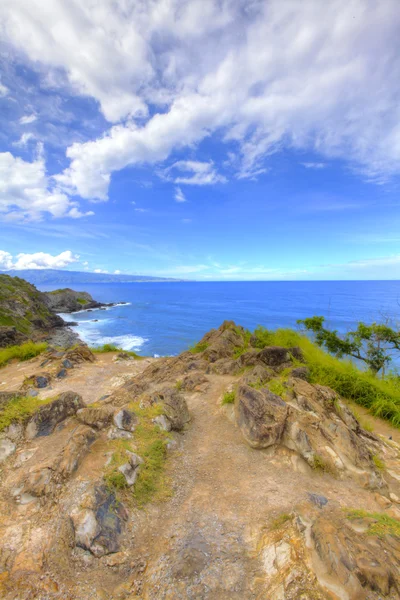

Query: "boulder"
left=258, top=346, right=292, bottom=367
left=63, top=344, right=95, bottom=364
left=236, top=384, right=288, bottom=448
left=0, top=438, right=16, bottom=462
left=118, top=452, right=143, bottom=486
left=77, top=406, right=114, bottom=429
left=70, top=485, right=128, bottom=557
left=25, top=391, right=84, bottom=438
left=0, top=326, right=28, bottom=348
left=23, top=373, right=52, bottom=389
left=113, top=408, right=138, bottom=432
left=151, top=387, right=190, bottom=431
left=153, top=415, right=172, bottom=431
left=241, top=364, right=273, bottom=387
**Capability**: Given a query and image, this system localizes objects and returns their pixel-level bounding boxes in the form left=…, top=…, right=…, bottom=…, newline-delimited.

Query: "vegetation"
left=251, top=326, right=400, bottom=427
left=76, top=297, right=88, bottom=305
left=267, top=378, right=287, bottom=397
left=175, top=379, right=183, bottom=391
left=233, top=327, right=252, bottom=358
left=0, top=394, right=53, bottom=432
left=222, top=390, right=236, bottom=405
left=372, top=454, right=385, bottom=471
left=189, top=341, right=209, bottom=354
left=298, top=316, right=400, bottom=375
left=0, top=341, right=47, bottom=369
left=269, top=513, right=293, bottom=530
left=105, top=400, right=171, bottom=507
left=92, top=343, right=142, bottom=358
left=347, top=509, right=400, bottom=538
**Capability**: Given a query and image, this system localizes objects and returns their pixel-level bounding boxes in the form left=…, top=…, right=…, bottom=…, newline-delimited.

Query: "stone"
left=71, top=508, right=101, bottom=551
left=258, top=346, right=292, bottom=367
left=118, top=463, right=139, bottom=486
left=3, top=422, right=24, bottom=442
left=308, top=493, right=328, bottom=508
left=290, top=366, right=310, bottom=380
left=153, top=414, right=172, bottom=431
left=236, top=384, right=288, bottom=448
left=28, top=373, right=51, bottom=389
left=56, top=368, right=67, bottom=378
left=62, top=359, right=73, bottom=369
left=0, top=391, right=20, bottom=409
left=26, top=388, right=39, bottom=397
left=0, top=326, right=28, bottom=348
left=113, top=408, right=138, bottom=431
left=151, top=387, right=190, bottom=431
left=77, top=406, right=114, bottom=429
left=107, top=427, right=133, bottom=440
left=25, top=391, right=84, bottom=438
left=0, top=438, right=16, bottom=462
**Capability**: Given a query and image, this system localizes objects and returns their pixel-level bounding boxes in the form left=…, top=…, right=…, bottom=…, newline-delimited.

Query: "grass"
left=372, top=454, right=385, bottom=471
left=92, top=343, right=142, bottom=358
left=346, top=509, right=400, bottom=538
left=251, top=326, right=400, bottom=428
left=310, top=454, right=332, bottom=472
left=269, top=513, right=293, bottom=530
left=76, top=297, right=88, bottom=305
left=104, top=400, right=171, bottom=507
left=189, top=341, right=209, bottom=354
left=267, top=378, right=287, bottom=397
left=175, top=379, right=183, bottom=391
left=0, top=395, right=54, bottom=432
left=222, top=390, right=236, bottom=405
left=0, top=341, right=47, bottom=369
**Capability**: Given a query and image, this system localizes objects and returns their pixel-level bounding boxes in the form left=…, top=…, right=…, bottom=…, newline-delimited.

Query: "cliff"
left=0, top=320, right=399, bottom=599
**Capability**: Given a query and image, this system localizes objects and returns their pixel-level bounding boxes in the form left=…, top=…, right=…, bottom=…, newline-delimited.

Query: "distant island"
left=0, top=269, right=181, bottom=286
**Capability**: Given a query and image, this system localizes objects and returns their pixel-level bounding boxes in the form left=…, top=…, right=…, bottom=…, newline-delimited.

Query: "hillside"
left=0, top=321, right=399, bottom=599
left=0, top=269, right=180, bottom=286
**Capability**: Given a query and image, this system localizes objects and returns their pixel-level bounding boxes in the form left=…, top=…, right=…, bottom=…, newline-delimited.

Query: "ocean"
left=39, top=281, right=400, bottom=357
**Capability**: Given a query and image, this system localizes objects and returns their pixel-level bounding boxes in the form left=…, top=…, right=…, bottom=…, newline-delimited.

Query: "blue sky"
left=1, top=0, right=400, bottom=280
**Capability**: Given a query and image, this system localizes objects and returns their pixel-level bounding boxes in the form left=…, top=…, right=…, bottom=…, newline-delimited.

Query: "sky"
left=1, top=0, right=400, bottom=280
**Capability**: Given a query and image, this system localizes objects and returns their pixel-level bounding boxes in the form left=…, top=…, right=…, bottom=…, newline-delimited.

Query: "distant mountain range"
left=0, top=269, right=180, bottom=286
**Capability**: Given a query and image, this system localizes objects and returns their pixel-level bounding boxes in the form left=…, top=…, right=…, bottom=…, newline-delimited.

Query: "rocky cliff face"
left=0, top=274, right=65, bottom=346
left=43, top=288, right=116, bottom=313
left=0, top=320, right=399, bottom=599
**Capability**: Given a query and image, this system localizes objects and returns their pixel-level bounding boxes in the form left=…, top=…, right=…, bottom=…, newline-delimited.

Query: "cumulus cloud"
left=174, top=187, right=186, bottom=202
left=0, top=249, right=79, bottom=270
left=0, top=152, right=94, bottom=221
left=1, top=0, right=400, bottom=203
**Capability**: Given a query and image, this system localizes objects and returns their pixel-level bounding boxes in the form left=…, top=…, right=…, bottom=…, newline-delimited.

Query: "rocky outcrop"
left=25, top=391, right=84, bottom=438
left=0, top=326, right=28, bottom=348
left=43, top=288, right=117, bottom=313
left=151, top=387, right=191, bottom=431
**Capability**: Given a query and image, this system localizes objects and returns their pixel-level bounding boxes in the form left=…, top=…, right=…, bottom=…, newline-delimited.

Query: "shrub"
left=0, top=341, right=47, bottom=369
left=189, top=341, right=209, bottom=354
left=346, top=510, right=400, bottom=538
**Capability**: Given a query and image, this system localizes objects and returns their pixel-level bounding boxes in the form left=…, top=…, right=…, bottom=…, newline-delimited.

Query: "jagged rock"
left=258, top=346, right=302, bottom=367
left=113, top=408, right=138, bottom=431
left=0, top=438, right=16, bottom=462
left=241, top=364, right=273, bottom=387
left=64, top=344, right=95, bottom=364
left=153, top=414, right=172, bottom=431
left=107, top=427, right=133, bottom=440
left=236, top=384, right=288, bottom=448
left=290, top=366, right=310, bottom=380
left=77, top=406, right=114, bottom=429
left=62, top=359, right=73, bottom=369
left=118, top=452, right=143, bottom=486
left=208, top=358, right=239, bottom=375
left=0, top=326, right=28, bottom=348
left=151, top=387, right=190, bottom=431
left=25, top=391, right=84, bottom=438
left=179, top=372, right=209, bottom=392
left=70, top=485, right=128, bottom=557
left=23, top=372, right=52, bottom=389
left=56, top=368, right=67, bottom=378
left=236, top=348, right=260, bottom=368
left=2, top=422, right=24, bottom=442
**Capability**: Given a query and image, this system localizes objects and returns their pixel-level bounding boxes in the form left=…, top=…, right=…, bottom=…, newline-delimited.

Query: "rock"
left=43, top=288, right=115, bottom=313
left=151, top=387, right=190, bottom=431
left=118, top=454, right=143, bottom=486
left=25, top=391, right=84, bottom=438
left=62, top=359, right=73, bottom=369
left=0, top=438, right=16, bottom=462
left=153, top=414, right=172, bottom=431
left=64, top=344, right=95, bottom=364
left=179, top=372, right=209, bottom=392
left=236, top=384, right=288, bottom=448
left=3, top=422, right=24, bottom=442
left=70, top=485, right=128, bottom=557
left=26, top=388, right=39, bottom=397
left=258, top=346, right=293, bottom=367
left=107, top=427, right=133, bottom=440
left=77, top=406, right=114, bottom=429
left=308, top=493, right=328, bottom=508
left=56, top=368, right=67, bottom=378
left=113, top=408, right=138, bottom=431
left=241, top=364, right=273, bottom=387
left=0, top=326, right=28, bottom=348
left=236, top=348, right=260, bottom=368
left=23, top=373, right=51, bottom=389
left=0, top=391, right=20, bottom=409
left=290, top=366, right=310, bottom=380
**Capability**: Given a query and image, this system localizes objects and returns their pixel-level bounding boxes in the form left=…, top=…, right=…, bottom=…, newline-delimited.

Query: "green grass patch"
left=105, top=401, right=171, bottom=507
left=251, top=326, right=400, bottom=428
left=269, top=513, right=293, bottom=530
left=222, top=390, right=236, bottom=405
left=267, top=378, right=287, bottom=397
left=372, top=454, right=385, bottom=471
left=189, top=341, right=209, bottom=354
left=175, top=379, right=183, bottom=391
left=0, top=341, right=47, bottom=369
left=347, top=510, right=400, bottom=538
left=92, top=343, right=142, bottom=358
left=76, top=297, right=88, bottom=305
left=0, top=395, right=53, bottom=432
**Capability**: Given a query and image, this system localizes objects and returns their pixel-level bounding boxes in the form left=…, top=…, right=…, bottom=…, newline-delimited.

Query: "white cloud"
left=13, top=132, right=36, bottom=147
left=114, top=269, right=121, bottom=274
left=0, top=250, right=13, bottom=270
left=0, top=249, right=80, bottom=270
left=94, top=268, right=109, bottom=273
left=1, top=0, right=400, bottom=201
left=19, top=114, right=37, bottom=125
left=134, top=208, right=148, bottom=213
left=0, top=82, right=8, bottom=97
left=174, top=187, right=186, bottom=202
left=166, top=161, right=226, bottom=186
left=301, top=162, right=326, bottom=169
left=0, top=152, right=94, bottom=221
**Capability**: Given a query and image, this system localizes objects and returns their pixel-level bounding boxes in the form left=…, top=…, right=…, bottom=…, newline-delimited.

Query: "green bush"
left=189, top=341, right=209, bottom=354
left=0, top=341, right=47, bottom=369
left=222, top=390, right=236, bottom=405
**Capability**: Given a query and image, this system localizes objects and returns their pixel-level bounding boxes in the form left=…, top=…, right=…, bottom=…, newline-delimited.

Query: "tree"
left=297, top=316, right=400, bottom=375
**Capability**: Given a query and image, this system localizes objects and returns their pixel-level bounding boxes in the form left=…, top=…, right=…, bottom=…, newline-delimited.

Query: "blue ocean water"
left=40, top=281, right=400, bottom=357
